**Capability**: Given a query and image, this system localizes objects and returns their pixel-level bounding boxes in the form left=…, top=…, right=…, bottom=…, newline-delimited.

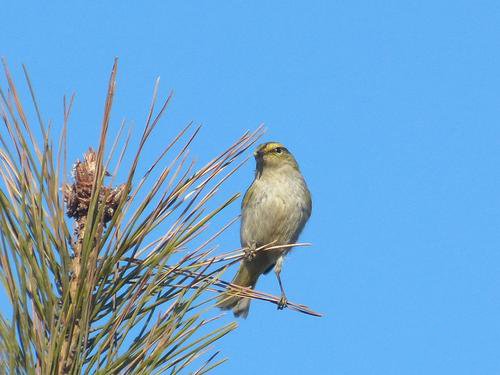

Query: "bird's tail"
left=217, top=263, right=258, bottom=318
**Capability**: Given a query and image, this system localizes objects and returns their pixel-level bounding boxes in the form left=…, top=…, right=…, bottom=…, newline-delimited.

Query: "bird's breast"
left=240, top=169, right=311, bottom=249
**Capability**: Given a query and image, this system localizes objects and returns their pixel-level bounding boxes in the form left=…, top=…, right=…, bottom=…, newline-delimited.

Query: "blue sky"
left=2, top=1, right=500, bottom=374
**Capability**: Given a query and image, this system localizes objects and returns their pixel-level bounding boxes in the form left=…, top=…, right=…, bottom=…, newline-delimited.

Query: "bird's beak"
left=254, top=149, right=263, bottom=159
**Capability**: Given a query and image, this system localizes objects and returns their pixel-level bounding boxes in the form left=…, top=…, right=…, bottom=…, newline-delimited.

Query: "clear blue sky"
left=2, top=1, right=500, bottom=374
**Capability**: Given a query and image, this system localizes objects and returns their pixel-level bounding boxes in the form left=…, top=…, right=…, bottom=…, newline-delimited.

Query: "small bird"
left=217, top=142, right=312, bottom=318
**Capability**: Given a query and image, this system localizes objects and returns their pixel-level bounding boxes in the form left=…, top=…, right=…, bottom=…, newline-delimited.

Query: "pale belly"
left=240, top=175, right=310, bottom=250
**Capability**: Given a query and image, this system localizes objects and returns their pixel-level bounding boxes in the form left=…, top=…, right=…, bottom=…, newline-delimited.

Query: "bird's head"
left=254, top=142, right=299, bottom=175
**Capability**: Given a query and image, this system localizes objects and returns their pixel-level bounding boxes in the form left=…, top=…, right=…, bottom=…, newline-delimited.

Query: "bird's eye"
left=274, top=147, right=282, bottom=154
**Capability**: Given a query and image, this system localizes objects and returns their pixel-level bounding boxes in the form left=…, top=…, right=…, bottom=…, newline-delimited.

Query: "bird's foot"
left=277, top=295, right=288, bottom=310
left=243, top=245, right=257, bottom=261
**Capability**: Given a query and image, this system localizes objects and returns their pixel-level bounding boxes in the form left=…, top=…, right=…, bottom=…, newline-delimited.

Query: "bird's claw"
left=244, top=245, right=256, bottom=261
left=277, top=296, right=288, bottom=310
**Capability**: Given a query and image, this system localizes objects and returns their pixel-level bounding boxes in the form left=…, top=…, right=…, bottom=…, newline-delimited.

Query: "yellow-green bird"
left=218, top=142, right=312, bottom=318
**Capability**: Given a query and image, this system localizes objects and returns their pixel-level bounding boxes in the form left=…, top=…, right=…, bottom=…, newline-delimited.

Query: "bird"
left=217, top=141, right=312, bottom=318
